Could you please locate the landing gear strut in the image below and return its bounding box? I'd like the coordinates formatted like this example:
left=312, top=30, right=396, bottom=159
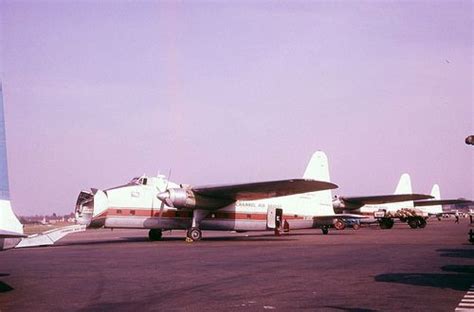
left=321, top=226, right=329, bottom=235
left=148, top=229, right=163, bottom=241
left=186, top=209, right=208, bottom=241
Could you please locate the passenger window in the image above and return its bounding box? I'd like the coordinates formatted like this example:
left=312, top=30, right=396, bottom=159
left=117, top=209, right=122, bottom=214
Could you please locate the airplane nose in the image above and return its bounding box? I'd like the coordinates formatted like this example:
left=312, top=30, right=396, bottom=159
left=75, top=191, right=94, bottom=226
left=75, top=189, right=109, bottom=227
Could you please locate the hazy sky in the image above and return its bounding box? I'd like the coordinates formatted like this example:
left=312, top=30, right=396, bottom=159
left=0, top=1, right=472, bottom=215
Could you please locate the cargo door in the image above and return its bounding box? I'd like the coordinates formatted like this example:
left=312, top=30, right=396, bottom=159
left=267, top=207, right=283, bottom=229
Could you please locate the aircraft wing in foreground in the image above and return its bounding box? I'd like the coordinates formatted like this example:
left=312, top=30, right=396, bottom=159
left=158, top=179, right=338, bottom=209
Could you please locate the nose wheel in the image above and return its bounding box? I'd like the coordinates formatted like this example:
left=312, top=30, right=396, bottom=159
left=187, top=227, right=202, bottom=241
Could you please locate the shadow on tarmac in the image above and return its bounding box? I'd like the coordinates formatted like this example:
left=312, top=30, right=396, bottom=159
left=375, top=250, right=474, bottom=291
left=0, top=274, right=13, bottom=293
left=374, top=272, right=473, bottom=291
left=54, top=229, right=356, bottom=248
left=55, top=235, right=301, bottom=247
left=437, top=248, right=474, bottom=259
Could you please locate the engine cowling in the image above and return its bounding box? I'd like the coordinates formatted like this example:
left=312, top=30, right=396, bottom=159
left=157, top=188, right=232, bottom=209
left=163, top=188, right=196, bottom=209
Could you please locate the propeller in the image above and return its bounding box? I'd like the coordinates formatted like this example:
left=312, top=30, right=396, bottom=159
left=157, top=169, right=173, bottom=218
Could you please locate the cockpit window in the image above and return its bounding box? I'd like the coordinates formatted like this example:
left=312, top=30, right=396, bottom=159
left=129, top=177, right=141, bottom=184
left=129, top=177, right=147, bottom=185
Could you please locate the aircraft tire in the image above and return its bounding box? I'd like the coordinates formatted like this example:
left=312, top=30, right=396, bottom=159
left=321, top=226, right=329, bottom=235
left=188, top=227, right=202, bottom=241
left=352, top=223, right=360, bottom=230
left=148, top=229, right=163, bottom=241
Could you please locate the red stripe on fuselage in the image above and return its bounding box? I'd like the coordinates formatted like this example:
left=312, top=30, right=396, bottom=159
left=93, top=207, right=308, bottom=221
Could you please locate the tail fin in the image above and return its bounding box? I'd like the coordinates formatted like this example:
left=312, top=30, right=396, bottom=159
left=422, top=184, right=443, bottom=215
left=386, top=173, right=414, bottom=211
left=0, top=83, right=24, bottom=250
left=394, top=173, right=412, bottom=195
left=431, top=184, right=441, bottom=200
left=301, top=151, right=334, bottom=216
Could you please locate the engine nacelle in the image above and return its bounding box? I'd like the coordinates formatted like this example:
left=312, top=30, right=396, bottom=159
left=166, top=188, right=197, bottom=209
left=158, top=188, right=233, bottom=210
left=332, top=196, right=362, bottom=212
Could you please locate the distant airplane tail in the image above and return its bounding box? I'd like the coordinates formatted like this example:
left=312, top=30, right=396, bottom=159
left=385, top=173, right=414, bottom=211
left=301, top=151, right=335, bottom=216
left=421, top=184, right=443, bottom=215
left=0, top=83, right=25, bottom=250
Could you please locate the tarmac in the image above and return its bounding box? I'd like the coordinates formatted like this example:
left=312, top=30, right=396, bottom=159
left=0, top=218, right=473, bottom=311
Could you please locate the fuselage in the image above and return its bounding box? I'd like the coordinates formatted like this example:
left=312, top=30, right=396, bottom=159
left=76, top=175, right=335, bottom=232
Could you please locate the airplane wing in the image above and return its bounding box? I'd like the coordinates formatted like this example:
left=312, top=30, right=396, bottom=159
left=414, top=199, right=473, bottom=206
left=0, top=229, right=27, bottom=238
left=193, top=179, right=338, bottom=201
left=340, top=194, right=433, bottom=206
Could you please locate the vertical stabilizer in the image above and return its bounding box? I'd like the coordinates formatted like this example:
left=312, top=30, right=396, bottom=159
left=301, top=151, right=334, bottom=216
left=386, top=173, right=414, bottom=211
left=421, top=184, right=443, bottom=215
left=431, top=184, right=441, bottom=200
left=394, top=173, right=412, bottom=195
left=0, top=83, right=24, bottom=250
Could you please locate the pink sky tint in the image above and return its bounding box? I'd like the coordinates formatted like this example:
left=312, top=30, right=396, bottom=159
left=0, top=1, right=472, bottom=215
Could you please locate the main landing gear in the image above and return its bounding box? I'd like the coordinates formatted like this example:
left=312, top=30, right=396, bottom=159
left=187, top=227, right=202, bottom=241
left=148, top=229, right=163, bottom=241
left=186, top=209, right=208, bottom=241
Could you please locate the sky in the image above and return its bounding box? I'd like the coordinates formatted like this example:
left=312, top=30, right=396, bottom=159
left=0, top=0, right=472, bottom=216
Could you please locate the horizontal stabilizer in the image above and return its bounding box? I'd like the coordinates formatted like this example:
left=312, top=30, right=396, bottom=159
left=15, top=224, right=86, bottom=248
left=414, top=199, right=473, bottom=207
left=341, top=194, right=433, bottom=206
left=193, top=179, right=338, bottom=201
left=0, top=229, right=27, bottom=238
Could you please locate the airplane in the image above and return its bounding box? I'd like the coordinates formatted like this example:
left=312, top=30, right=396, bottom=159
left=75, top=151, right=368, bottom=241
left=414, top=184, right=473, bottom=219
left=332, top=173, right=433, bottom=229
left=0, top=82, right=84, bottom=251
left=0, top=83, right=27, bottom=250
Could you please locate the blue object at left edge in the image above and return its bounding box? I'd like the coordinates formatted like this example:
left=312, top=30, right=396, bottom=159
left=0, top=83, right=10, bottom=200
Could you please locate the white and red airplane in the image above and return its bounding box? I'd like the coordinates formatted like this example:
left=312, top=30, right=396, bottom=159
left=75, top=151, right=364, bottom=241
